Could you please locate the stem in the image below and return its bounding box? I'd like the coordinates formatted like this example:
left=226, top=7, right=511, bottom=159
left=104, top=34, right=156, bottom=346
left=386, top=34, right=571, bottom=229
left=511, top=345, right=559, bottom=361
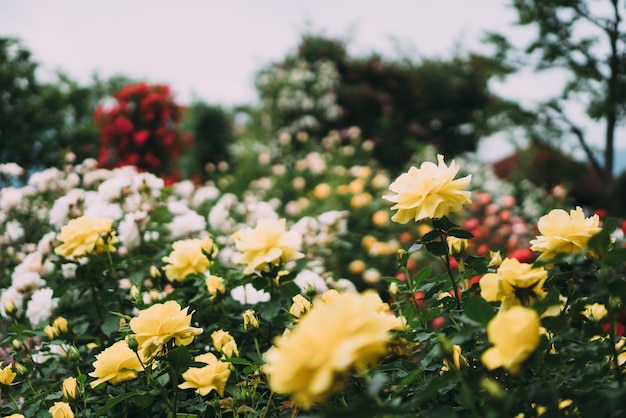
left=442, top=237, right=462, bottom=310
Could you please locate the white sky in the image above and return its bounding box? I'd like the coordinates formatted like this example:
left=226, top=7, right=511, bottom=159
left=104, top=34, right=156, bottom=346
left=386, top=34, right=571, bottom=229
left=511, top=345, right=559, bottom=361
left=0, top=0, right=624, bottom=167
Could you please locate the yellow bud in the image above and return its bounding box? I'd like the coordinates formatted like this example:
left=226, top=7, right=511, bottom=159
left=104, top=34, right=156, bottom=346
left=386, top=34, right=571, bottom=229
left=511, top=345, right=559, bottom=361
left=289, top=295, right=311, bottom=318
left=150, top=265, right=161, bottom=278
left=44, top=324, right=58, bottom=340
left=242, top=309, right=260, bottom=330
left=62, top=376, right=78, bottom=399
left=53, top=317, right=68, bottom=333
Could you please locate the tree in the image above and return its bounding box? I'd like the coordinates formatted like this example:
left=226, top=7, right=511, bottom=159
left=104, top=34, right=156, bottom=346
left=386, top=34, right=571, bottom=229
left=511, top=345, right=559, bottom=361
left=485, top=0, right=626, bottom=185
left=256, top=34, right=510, bottom=172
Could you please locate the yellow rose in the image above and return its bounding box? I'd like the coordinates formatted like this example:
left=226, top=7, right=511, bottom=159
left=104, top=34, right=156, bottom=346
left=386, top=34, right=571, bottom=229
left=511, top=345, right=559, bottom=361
left=178, top=352, right=231, bottom=396
left=211, top=330, right=239, bottom=358
left=383, top=154, right=471, bottom=223
left=162, top=237, right=218, bottom=282
left=529, top=206, right=601, bottom=261
left=442, top=344, right=468, bottom=372
left=482, top=306, right=541, bottom=374
left=48, top=402, right=74, bottom=418
left=582, top=303, right=608, bottom=321
left=54, top=216, right=118, bottom=259
left=130, top=301, right=203, bottom=360
left=0, top=365, right=16, bottom=385
left=242, top=309, right=259, bottom=330
left=53, top=317, right=68, bottom=333
left=4, top=414, right=25, bottom=418
left=480, top=258, right=548, bottom=308
left=62, top=377, right=78, bottom=400
left=264, top=291, right=404, bottom=409
left=205, top=275, right=225, bottom=297
left=89, top=340, right=143, bottom=387
left=446, top=236, right=468, bottom=257
left=44, top=324, right=59, bottom=340
left=234, top=218, right=304, bottom=275
left=289, top=295, right=311, bottom=318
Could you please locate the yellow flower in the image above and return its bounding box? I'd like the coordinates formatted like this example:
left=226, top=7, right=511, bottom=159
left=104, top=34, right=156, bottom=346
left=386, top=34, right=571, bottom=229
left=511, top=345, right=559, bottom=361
left=48, top=402, right=74, bottom=418
left=383, top=154, right=471, bottom=223
left=482, top=306, right=541, bottom=374
left=62, top=376, right=78, bottom=400
left=529, top=207, right=601, bottom=261
left=162, top=237, right=218, bottom=282
left=264, top=291, right=404, bottom=409
left=205, top=275, right=225, bottom=297
left=44, top=324, right=59, bottom=340
left=242, top=309, right=259, bottom=330
left=446, top=236, right=468, bottom=257
left=0, top=365, right=16, bottom=385
left=582, top=303, right=608, bottom=321
left=289, top=295, right=311, bottom=318
left=480, top=258, right=548, bottom=308
left=89, top=340, right=143, bottom=387
left=54, top=216, right=118, bottom=259
left=53, top=317, right=68, bottom=333
left=4, top=414, right=25, bottom=418
left=211, top=330, right=239, bottom=358
left=178, top=352, right=231, bottom=396
left=488, top=251, right=503, bottom=267
left=441, top=344, right=467, bottom=373
left=130, top=301, right=203, bottom=360
left=234, top=218, right=304, bottom=275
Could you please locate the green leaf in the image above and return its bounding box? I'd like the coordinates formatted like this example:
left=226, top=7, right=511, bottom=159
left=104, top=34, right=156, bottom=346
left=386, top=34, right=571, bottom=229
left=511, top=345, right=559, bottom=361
left=425, top=241, right=447, bottom=257
left=412, top=266, right=433, bottom=285
left=258, top=300, right=282, bottom=321
left=532, top=287, right=561, bottom=316
left=97, top=391, right=137, bottom=415
left=604, top=247, right=626, bottom=266
left=407, top=242, right=424, bottom=254
left=422, top=230, right=443, bottom=242
left=166, top=346, right=193, bottom=371
left=100, top=315, right=120, bottom=337
left=447, top=229, right=474, bottom=239
left=463, top=296, right=496, bottom=325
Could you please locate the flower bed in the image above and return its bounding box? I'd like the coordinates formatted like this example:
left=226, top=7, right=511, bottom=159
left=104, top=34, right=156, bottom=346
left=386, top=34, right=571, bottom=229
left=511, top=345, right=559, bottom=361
left=0, top=151, right=625, bottom=417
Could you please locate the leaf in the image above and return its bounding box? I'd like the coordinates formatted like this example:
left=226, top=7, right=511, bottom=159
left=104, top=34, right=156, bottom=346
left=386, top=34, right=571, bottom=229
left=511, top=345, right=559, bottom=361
left=413, top=266, right=433, bottom=285
left=100, top=315, right=120, bottom=337
left=604, top=247, right=626, bottom=266
left=166, top=346, right=193, bottom=371
left=97, top=392, right=137, bottom=415
left=425, top=241, right=447, bottom=257
left=447, top=229, right=474, bottom=239
left=258, top=300, right=282, bottom=322
left=463, top=296, right=496, bottom=325
left=407, top=242, right=423, bottom=254
left=422, top=230, right=443, bottom=242
left=532, top=287, right=561, bottom=316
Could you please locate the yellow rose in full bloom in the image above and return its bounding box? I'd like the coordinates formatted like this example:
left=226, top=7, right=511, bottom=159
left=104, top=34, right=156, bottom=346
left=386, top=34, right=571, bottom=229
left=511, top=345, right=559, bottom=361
left=54, top=216, right=118, bottom=259
left=48, top=401, right=74, bottom=418
left=480, top=258, right=548, bottom=308
left=264, top=291, right=405, bottom=409
left=89, top=340, right=143, bottom=388
left=482, top=306, right=541, bottom=374
left=0, top=365, right=16, bottom=385
left=178, top=352, right=231, bottom=396
left=211, top=329, right=239, bottom=358
left=383, top=154, right=471, bottom=223
left=62, top=376, right=78, bottom=399
left=234, top=218, right=304, bottom=275
left=162, top=237, right=218, bottom=282
left=130, top=300, right=203, bottom=360
left=529, top=206, right=601, bottom=262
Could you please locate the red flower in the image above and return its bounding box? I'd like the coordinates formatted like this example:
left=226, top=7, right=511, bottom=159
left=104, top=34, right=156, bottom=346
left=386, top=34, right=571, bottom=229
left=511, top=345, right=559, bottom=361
left=508, top=248, right=534, bottom=263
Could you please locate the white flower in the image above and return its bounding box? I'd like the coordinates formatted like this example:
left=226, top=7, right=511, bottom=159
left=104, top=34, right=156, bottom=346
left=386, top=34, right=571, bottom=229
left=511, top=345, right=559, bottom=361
left=28, top=168, right=63, bottom=191
left=1, top=287, right=24, bottom=317
left=12, top=270, right=46, bottom=293
left=168, top=211, right=207, bottom=239
left=173, top=180, right=196, bottom=199
left=37, top=232, right=58, bottom=255
left=0, top=187, right=23, bottom=212
left=49, top=189, right=85, bottom=228
left=61, top=264, right=77, bottom=279
left=294, top=270, right=328, bottom=294
left=230, top=284, right=271, bottom=305
left=248, top=202, right=279, bottom=223
left=83, top=201, right=123, bottom=221
left=118, top=212, right=148, bottom=250
left=191, top=186, right=220, bottom=208
left=131, top=172, right=164, bottom=197
left=26, top=287, right=58, bottom=325
left=0, top=162, right=24, bottom=177
left=5, top=220, right=24, bottom=242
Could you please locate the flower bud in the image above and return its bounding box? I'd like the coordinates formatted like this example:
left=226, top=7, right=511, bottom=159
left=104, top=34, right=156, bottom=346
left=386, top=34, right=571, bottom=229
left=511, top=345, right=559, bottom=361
left=62, top=376, right=78, bottom=399
left=242, top=309, right=260, bottom=331
left=66, top=346, right=81, bottom=361
left=126, top=335, right=139, bottom=351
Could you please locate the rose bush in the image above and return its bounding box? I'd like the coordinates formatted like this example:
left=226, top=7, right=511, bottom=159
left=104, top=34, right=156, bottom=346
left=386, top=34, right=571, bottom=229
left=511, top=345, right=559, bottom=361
left=0, top=141, right=624, bottom=417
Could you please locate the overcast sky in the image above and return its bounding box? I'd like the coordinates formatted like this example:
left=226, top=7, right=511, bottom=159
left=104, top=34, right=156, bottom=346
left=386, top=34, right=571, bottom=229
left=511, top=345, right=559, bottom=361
left=0, top=1, right=624, bottom=167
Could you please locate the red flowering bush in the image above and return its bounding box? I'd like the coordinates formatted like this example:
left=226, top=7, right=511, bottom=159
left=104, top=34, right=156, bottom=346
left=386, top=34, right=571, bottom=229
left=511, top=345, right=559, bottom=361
left=95, top=83, right=194, bottom=184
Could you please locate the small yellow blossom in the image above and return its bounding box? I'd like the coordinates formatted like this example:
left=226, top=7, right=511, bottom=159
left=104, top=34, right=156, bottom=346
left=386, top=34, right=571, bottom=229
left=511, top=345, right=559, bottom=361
left=530, top=206, right=601, bottom=262
left=129, top=301, right=203, bottom=360
left=289, top=295, right=311, bottom=318
left=53, top=317, right=68, bottom=333
left=162, top=237, right=218, bottom=282
left=211, top=330, right=239, bottom=358
left=55, top=216, right=118, bottom=259
left=0, top=365, right=16, bottom=385
left=234, top=218, right=304, bottom=275
left=48, top=402, right=74, bottom=418
left=383, top=154, right=471, bottom=223
left=178, top=352, right=231, bottom=396
left=242, top=309, right=259, bottom=330
left=62, top=376, right=78, bottom=400
left=482, top=306, right=541, bottom=374
left=582, top=303, right=608, bottom=321
left=89, top=341, right=143, bottom=388
left=205, top=275, right=225, bottom=297
left=488, top=251, right=503, bottom=267
left=480, top=258, right=548, bottom=308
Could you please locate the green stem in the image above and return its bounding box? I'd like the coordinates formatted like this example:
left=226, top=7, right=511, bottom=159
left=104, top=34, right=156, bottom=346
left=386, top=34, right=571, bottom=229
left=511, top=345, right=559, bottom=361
left=442, top=237, right=462, bottom=310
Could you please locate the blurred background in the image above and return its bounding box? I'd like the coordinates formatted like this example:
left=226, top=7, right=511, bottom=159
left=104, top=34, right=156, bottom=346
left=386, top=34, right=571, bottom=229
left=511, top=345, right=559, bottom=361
left=1, top=0, right=626, bottom=213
